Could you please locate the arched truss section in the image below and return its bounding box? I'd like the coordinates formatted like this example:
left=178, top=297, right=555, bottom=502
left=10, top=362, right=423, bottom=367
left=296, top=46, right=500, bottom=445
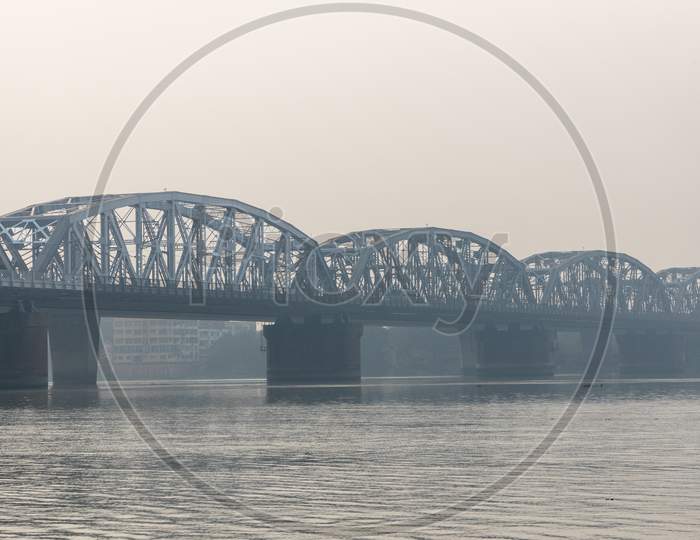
left=658, top=267, right=700, bottom=314
left=527, top=250, right=672, bottom=313
left=0, top=192, right=315, bottom=294
left=299, top=227, right=534, bottom=306
left=658, top=267, right=700, bottom=285
left=522, top=251, right=579, bottom=303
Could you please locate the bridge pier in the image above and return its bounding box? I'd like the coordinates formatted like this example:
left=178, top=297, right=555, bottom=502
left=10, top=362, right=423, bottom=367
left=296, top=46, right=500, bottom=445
left=616, top=330, right=686, bottom=378
left=462, top=324, right=555, bottom=379
left=685, top=335, right=700, bottom=376
left=458, top=329, right=478, bottom=377
left=0, top=303, right=49, bottom=389
left=48, top=310, right=100, bottom=388
left=264, top=316, right=363, bottom=385
left=578, top=328, right=620, bottom=376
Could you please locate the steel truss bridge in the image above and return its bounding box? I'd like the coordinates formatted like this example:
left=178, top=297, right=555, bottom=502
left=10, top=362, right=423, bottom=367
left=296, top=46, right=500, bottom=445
left=0, top=192, right=698, bottom=329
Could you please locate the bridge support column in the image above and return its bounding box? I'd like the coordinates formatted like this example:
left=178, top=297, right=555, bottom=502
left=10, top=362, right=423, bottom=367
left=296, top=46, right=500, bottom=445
left=48, top=311, right=100, bottom=388
left=616, top=331, right=686, bottom=377
left=471, top=324, right=555, bottom=379
left=459, top=329, right=478, bottom=377
left=578, top=328, right=619, bottom=376
left=0, top=304, right=48, bottom=389
left=685, top=335, right=700, bottom=376
left=264, top=316, right=363, bottom=385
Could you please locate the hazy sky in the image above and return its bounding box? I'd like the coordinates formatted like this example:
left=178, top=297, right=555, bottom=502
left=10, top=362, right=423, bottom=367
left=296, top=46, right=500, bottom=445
left=1, top=1, right=698, bottom=269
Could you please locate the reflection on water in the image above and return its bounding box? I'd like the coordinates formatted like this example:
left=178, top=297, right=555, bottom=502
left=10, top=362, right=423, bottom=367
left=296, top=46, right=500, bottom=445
left=0, top=388, right=102, bottom=411
left=1, top=378, right=700, bottom=538
left=266, top=385, right=362, bottom=404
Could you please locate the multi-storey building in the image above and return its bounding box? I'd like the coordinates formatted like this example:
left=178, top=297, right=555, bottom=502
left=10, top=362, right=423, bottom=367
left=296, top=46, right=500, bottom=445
left=101, top=318, right=235, bottom=379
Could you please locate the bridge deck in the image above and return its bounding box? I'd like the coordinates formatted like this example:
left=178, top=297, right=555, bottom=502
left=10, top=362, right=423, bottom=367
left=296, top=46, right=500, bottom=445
left=1, top=281, right=697, bottom=331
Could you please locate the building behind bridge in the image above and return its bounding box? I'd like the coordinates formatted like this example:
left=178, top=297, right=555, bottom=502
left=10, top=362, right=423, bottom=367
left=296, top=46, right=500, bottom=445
left=101, top=318, right=246, bottom=379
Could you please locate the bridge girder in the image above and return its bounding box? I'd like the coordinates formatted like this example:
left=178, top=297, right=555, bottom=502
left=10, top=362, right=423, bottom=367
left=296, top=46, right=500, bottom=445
left=297, top=227, right=534, bottom=307
left=658, top=267, right=700, bottom=314
left=0, top=192, right=315, bottom=295
left=524, top=250, right=672, bottom=314
left=1, top=193, right=698, bottom=319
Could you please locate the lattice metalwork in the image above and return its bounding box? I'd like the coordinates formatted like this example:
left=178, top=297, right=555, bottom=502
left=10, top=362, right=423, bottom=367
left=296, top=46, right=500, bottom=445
left=658, top=267, right=700, bottom=314
left=1, top=193, right=698, bottom=318
left=0, top=192, right=314, bottom=295
left=524, top=251, right=672, bottom=313
left=298, top=228, right=534, bottom=307
left=522, top=251, right=578, bottom=303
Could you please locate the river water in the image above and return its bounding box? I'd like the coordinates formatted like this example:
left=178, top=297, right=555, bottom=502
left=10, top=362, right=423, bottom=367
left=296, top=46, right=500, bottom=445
left=1, top=378, right=699, bottom=539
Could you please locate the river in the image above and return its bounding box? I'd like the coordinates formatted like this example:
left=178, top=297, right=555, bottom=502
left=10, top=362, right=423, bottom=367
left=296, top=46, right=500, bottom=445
left=1, top=378, right=699, bottom=538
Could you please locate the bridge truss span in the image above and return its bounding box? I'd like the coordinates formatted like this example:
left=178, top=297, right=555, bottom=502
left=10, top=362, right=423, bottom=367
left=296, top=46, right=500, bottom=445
left=0, top=192, right=698, bottom=322
left=0, top=192, right=315, bottom=296
left=524, top=250, right=672, bottom=314
left=658, top=267, right=700, bottom=315
left=297, top=227, right=535, bottom=308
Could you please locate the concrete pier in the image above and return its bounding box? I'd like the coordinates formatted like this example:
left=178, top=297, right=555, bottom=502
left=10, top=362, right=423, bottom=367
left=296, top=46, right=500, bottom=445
left=577, top=328, right=620, bottom=376
left=685, top=334, right=700, bottom=376
left=462, top=324, right=555, bottom=379
left=0, top=304, right=48, bottom=389
left=458, top=329, right=478, bottom=377
left=616, top=331, right=686, bottom=377
left=48, top=310, right=100, bottom=388
left=264, top=316, right=363, bottom=385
